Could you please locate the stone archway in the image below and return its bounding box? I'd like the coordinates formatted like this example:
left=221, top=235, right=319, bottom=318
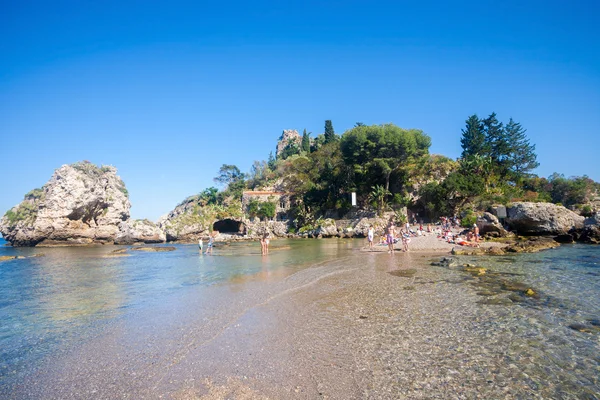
left=213, top=219, right=244, bottom=234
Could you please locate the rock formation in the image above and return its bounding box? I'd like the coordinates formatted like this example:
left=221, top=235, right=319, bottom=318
left=158, top=195, right=215, bottom=242
left=577, top=213, right=600, bottom=244
left=478, top=212, right=510, bottom=238
left=115, top=220, right=166, bottom=245
left=506, top=202, right=585, bottom=235
left=0, top=162, right=164, bottom=246
left=275, top=129, right=301, bottom=158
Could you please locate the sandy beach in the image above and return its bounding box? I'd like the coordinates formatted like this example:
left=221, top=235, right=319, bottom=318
left=361, top=231, right=505, bottom=253
left=4, top=239, right=598, bottom=399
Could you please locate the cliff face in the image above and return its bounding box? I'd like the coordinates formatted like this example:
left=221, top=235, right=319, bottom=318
left=275, top=129, right=301, bottom=158
left=158, top=195, right=212, bottom=242
left=1, top=162, right=134, bottom=246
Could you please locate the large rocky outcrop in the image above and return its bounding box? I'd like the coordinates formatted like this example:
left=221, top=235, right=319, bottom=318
left=158, top=195, right=212, bottom=242
left=0, top=162, right=169, bottom=247
left=0, top=162, right=135, bottom=246
left=506, top=202, right=585, bottom=235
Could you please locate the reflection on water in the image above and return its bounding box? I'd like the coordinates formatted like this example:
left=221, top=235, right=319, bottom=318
left=0, top=238, right=361, bottom=382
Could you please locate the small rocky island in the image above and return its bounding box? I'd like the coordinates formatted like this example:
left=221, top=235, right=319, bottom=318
left=0, top=162, right=164, bottom=246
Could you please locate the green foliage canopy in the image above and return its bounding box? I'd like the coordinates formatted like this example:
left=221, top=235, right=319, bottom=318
left=340, top=123, right=431, bottom=195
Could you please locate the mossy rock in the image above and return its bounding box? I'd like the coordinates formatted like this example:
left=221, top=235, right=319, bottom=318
left=464, top=266, right=487, bottom=276
left=487, top=247, right=505, bottom=255
left=500, top=281, right=531, bottom=292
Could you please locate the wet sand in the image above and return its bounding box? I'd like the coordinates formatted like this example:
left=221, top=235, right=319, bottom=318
left=6, top=245, right=597, bottom=399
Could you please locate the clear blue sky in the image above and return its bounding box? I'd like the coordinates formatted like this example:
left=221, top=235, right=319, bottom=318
left=1, top=0, right=599, bottom=220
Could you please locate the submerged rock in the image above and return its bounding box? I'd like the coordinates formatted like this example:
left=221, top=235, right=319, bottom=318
left=389, top=269, right=417, bottom=278
left=568, top=324, right=595, bottom=333
left=504, top=237, right=560, bottom=253
left=0, top=254, right=44, bottom=262
left=431, top=257, right=458, bottom=268
left=0, top=162, right=133, bottom=246
left=130, top=246, right=176, bottom=252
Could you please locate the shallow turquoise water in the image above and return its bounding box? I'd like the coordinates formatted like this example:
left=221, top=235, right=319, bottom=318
left=0, top=238, right=360, bottom=387
left=0, top=238, right=599, bottom=397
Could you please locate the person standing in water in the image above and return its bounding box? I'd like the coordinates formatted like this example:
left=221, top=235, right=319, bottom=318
left=205, top=231, right=218, bottom=255
left=367, top=225, right=375, bottom=251
left=198, top=238, right=203, bottom=253
left=261, top=232, right=270, bottom=255
left=387, top=223, right=396, bottom=254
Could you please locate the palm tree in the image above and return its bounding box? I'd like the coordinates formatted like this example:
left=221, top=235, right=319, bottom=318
left=369, top=185, right=391, bottom=216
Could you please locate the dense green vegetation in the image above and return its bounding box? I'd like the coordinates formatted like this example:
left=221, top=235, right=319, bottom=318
left=184, top=114, right=598, bottom=230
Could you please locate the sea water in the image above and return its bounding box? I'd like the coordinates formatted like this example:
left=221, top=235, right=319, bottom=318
left=0, top=238, right=359, bottom=390
left=0, top=238, right=599, bottom=396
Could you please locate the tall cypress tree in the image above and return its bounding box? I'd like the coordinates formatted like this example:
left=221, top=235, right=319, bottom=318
left=460, top=114, right=485, bottom=158
left=324, top=120, right=336, bottom=144
left=301, top=128, right=310, bottom=153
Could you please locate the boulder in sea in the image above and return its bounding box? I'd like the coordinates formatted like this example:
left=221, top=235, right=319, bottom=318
left=579, top=213, right=600, bottom=244
left=115, top=219, right=166, bottom=245
left=506, top=202, right=585, bottom=235
left=0, top=162, right=132, bottom=246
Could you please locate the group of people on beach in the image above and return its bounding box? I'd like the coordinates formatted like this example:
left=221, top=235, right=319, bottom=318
left=437, top=222, right=480, bottom=247
left=366, top=217, right=482, bottom=252
left=198, top=230, right=270, bottom=255
left=366, top=222, right=412, bottom=253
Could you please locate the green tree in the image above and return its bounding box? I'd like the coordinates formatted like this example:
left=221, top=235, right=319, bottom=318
left=199, top=187, right=219, bottom=205
left=503, top=118, right=539, bottom=180
left=547, top=174, right=597, bottom=207
left=279, top=141, right=301, bottom=160
left=340, top=123, right=431, bottom=194
left=267, top=151, right=277, bottom=171
left=214, top=164, right=244, bottom=187
left=482, top=112, right=505, bottom=162
left=257, top=201, right=277, bottom=220
left=301, top=129, right=311, bottom=153
left=246, top=199, right=260, bottom=218
left=460, top=114, right=485, bottom=158
left=247, top=160, right=274, bottom=189
left=324, top=120, right=336, bottom=144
